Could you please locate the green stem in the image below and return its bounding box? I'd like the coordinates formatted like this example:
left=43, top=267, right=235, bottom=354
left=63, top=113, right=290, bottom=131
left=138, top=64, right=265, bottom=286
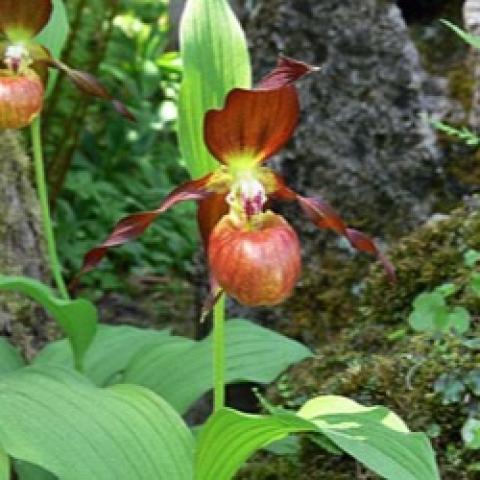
left=31, top=117, right=69, bottom=300
left=213, top=293, right=226, bottom=412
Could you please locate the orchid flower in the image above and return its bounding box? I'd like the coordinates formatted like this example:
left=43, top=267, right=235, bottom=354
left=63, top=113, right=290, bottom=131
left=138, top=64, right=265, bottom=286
left=78, top=57, right=394, bottom=307
left=0, top=0, right=133, bottom=129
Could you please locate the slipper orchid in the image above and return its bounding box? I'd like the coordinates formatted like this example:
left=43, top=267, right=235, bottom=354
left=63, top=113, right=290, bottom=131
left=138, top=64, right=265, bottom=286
left=78, top=56, right=395, bottom=307
left=0, top=0, right=133, bottom=129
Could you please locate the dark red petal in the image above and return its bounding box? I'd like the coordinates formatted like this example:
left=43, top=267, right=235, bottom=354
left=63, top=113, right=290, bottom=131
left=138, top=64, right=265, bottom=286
left=257, top=55, right=320, bottom=90
left=204, top=86, right=299, bottom=164
left=271, top=176, right=395, bottom=281
left=0, top=0, right=52, bottom=38
left=297, top=196, right=347, bottom=235
left=345, top=229, right=396, bottom=282
left=50, top=60, right=135, bottom=121
left=197, top=193, right=229, bottom=248
left=75, top=175, right=213, bottom=281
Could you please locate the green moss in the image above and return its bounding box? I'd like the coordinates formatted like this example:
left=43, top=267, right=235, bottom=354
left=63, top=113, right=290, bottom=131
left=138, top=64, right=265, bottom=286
left=240, top=203, right=480, bottom=479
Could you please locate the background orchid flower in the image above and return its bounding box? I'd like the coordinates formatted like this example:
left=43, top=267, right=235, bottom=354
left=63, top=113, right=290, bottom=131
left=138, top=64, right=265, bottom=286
left=78, top=56, right=394, bottom=306
left=0, top=0, right=133, bottom=129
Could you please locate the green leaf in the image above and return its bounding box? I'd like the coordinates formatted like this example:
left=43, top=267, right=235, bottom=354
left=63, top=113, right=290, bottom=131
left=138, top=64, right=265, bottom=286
left=0, top=447, right=9, bottom=480
left=433, top=282, right=458, bottom=298
left=195, top=396, right=439, bottom=480
left=35, top=0, right=70, bottom=96
left=0, top=275, right=97, bottom=371
left=462, top=418, right=480, bottom=449
left=441, top=19, right=480, bottom=49
left=0, top=338, right=24, bottom=376
left=34, top=324, right=173, bottom=386
left=446, top=306, right=471, bottom=334
left=469, top=272, right=480, bottom=296
left=123, top=319, right=312, bottom=414
left=465, top=369, right=480, bottom=396
left=299, top=396, right=439, bottom=480
left=0, top=366, right=194, bottom=480
left=434, top=372, right=465, bottom=404
left=178, top=0, right=251, bottom=178
left=464, top=249, right=480, bottom=268
left=409, top=292, right=448, bottom=333
left=14, top=460, right=56, bottom=480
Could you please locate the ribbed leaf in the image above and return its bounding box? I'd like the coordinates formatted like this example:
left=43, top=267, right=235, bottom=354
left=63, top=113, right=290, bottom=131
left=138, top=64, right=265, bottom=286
left=14, top=461, right=56, bottom=480
left=34, top=324, right=175, bottom=386
left=0, top=276, right=97, bottom=371
left=123, top=319, right=312, bottom=414
left=0, top=337, right=24, bottom=376
left=0, top=366, right=194, bottom=480
left=178, top=0, right=251, bottom=178
left=195, top=396, right=440, bottom=480
left=0, top=448, right=9, bottom=480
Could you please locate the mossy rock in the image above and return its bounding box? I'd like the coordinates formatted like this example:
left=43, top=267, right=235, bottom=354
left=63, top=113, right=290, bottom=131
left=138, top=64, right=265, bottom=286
left=239, top=202, right=480, bottom=479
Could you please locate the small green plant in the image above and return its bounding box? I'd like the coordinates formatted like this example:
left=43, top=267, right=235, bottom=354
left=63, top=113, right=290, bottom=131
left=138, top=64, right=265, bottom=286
left=408, top=248, right=480, bottom=336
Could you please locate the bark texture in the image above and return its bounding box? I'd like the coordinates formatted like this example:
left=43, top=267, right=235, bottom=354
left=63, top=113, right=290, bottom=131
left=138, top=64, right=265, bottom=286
left=0, top=130, right=54, bottom=358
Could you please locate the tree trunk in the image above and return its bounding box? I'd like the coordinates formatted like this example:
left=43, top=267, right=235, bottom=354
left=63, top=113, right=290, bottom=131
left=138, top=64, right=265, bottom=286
left=0, top=130, right=55, bottom=358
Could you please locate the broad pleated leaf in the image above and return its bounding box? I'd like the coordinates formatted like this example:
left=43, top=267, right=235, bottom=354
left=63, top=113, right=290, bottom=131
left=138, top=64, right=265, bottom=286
left=0, top=337, right=24, bottom=376
left=298, top=396, right=440, bottom=480
left=14, top=460, right=56, bottom=480
left=34, top=324, right=176, bottom=386
left=178, top=0, right=251, bottom=178
left=196, top=396, right=439, bottom=480
left=0, top=275, right=97, bottom=371
left=123, top=319, right=312, bottom=414
left=0, top=366, right=194, bottom=480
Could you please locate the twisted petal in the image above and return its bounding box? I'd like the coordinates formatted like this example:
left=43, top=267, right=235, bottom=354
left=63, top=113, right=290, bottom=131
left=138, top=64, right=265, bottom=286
left=49, top=59, right=135, bottom=121
left=75, top=175, right=214, bottom=282
left=273, top=178, right=396, bottom=282
left=0, top=0, right=52, bottom=40
left=257, top=55, right=319, bottom=90
left=204, top=57, right=317, bottom=165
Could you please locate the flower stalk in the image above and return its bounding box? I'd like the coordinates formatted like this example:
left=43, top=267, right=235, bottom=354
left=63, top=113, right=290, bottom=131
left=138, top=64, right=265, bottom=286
left=31, top=117, right=69, bottom=300
left=213, top=292, right=226, bottom=412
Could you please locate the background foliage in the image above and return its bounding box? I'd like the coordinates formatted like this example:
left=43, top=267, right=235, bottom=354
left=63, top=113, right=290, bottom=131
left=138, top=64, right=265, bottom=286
left=43, top=0, right=197, bottom=293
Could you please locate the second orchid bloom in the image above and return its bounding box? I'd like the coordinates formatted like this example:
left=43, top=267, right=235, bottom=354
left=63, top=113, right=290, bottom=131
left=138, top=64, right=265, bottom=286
left=0, top=0, right=132, bottom=129
left=80, top=57, right=395, bottom=307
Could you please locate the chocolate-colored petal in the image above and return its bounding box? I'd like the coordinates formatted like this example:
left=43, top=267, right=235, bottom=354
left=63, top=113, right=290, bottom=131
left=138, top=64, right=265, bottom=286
left=76, top=175, right=213, bottom=280
left=272, top=177, right=395, bottom=282
left=204, top=56, right=318, bottom=165
left=204, top=86, right=299, bottom=164
left=0, top=0, right=52, bottom=39
left=257, top=55, right=320, bottom=90
left=50, top=59, right=135, bottom=121
left=197, top=193, right=229, bottom=247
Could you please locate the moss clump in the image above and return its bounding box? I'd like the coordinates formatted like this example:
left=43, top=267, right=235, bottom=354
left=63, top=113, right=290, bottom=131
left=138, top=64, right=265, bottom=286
left=239, top=203, right=480, bottom=479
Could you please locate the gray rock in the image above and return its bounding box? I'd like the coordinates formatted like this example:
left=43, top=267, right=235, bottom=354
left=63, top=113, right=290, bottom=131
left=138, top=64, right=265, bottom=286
left=247, top=0, right=444, bottom=243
